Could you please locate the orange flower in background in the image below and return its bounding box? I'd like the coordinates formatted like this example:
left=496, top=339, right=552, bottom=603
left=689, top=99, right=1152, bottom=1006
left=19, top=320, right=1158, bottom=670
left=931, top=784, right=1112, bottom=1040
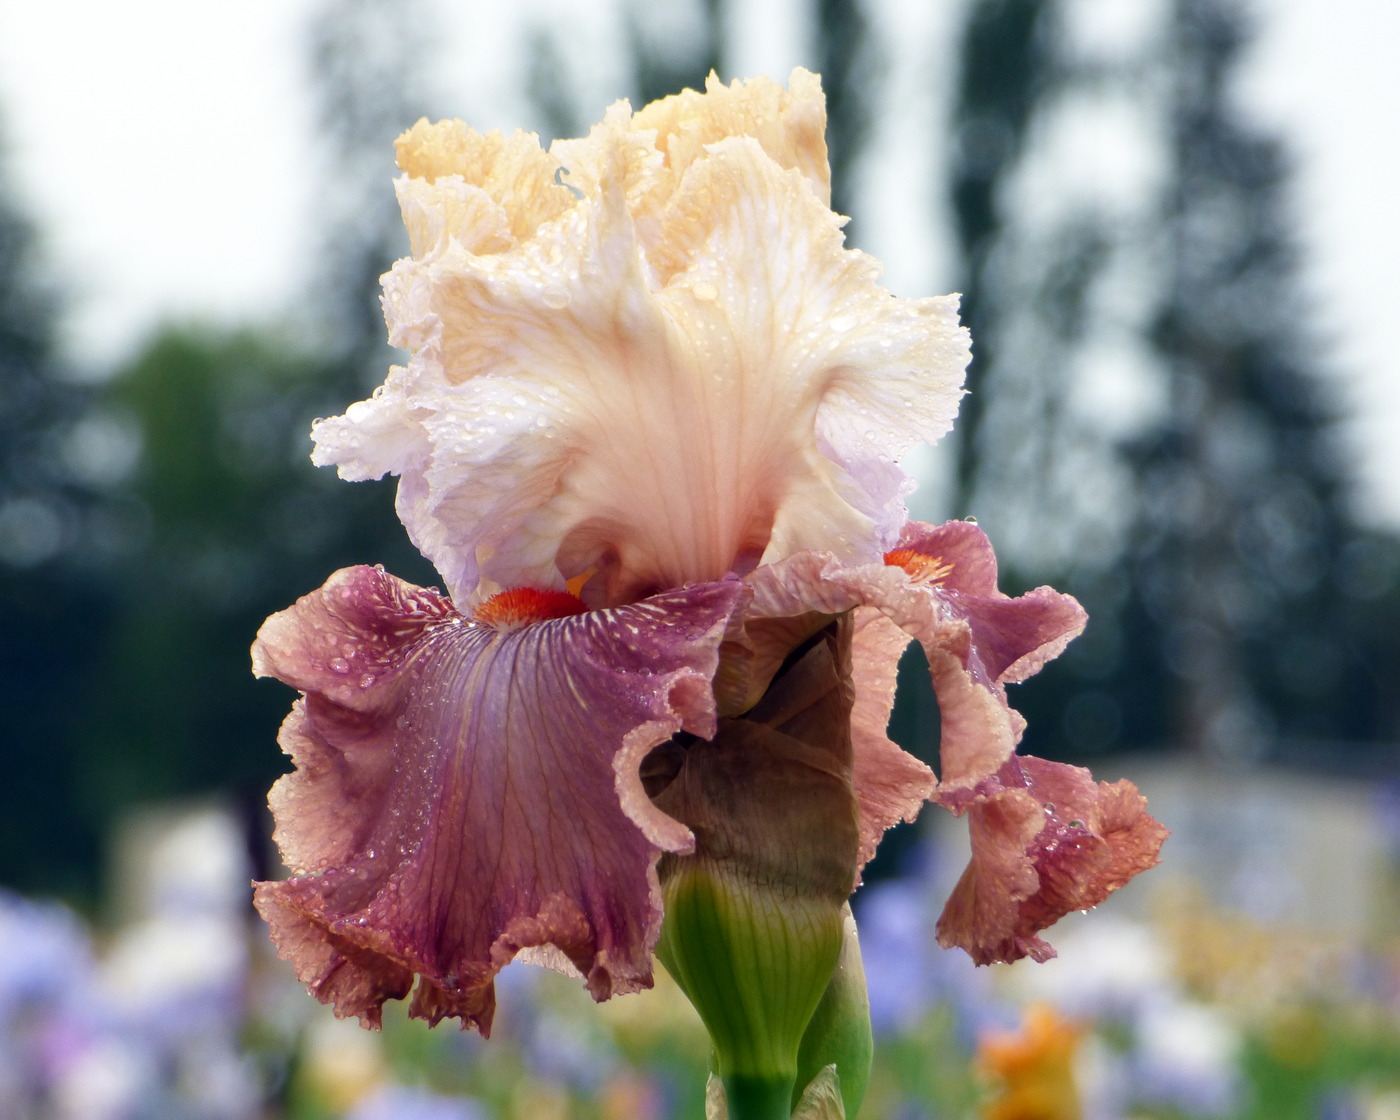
left=978, top=1004, right=1083, bottom=1120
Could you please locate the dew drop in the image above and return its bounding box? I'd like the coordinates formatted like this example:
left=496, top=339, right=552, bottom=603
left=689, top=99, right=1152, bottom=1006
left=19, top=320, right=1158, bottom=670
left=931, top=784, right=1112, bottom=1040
left=330, top=657, right=350, bottom=674
left=535, top=415, right=548, bottom=428
left=692, top=281, right=718, bottom=302
left=830, top=315, right=855, bottom=332
left=512, top=394, right=529, bottom=407
left=542, top=285, right=571, bottom=309
left=360, top=674, right=376, bottom=689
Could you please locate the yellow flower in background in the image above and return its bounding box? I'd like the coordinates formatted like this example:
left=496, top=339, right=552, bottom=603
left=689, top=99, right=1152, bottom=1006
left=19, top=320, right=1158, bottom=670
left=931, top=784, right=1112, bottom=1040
left=977, top=1004, right=1083, bottom=1120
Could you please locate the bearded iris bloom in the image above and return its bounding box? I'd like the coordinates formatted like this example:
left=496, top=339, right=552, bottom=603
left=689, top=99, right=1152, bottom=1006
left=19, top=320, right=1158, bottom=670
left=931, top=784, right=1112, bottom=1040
left=251, top=70, right=1165, bottom=1068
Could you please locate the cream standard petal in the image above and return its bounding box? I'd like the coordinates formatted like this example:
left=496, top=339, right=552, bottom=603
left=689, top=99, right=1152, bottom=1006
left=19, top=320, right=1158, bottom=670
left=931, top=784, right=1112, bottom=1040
left=631, top=68, right=831, bottom=210
left=314, top=73, right=969, bottom=606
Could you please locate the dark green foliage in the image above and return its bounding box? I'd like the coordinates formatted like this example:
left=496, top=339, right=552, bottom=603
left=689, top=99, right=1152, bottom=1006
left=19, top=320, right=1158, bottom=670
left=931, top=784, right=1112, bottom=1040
left=0, top=133, right=115, bottom=902
left=4, top=326, right=437, bottom=903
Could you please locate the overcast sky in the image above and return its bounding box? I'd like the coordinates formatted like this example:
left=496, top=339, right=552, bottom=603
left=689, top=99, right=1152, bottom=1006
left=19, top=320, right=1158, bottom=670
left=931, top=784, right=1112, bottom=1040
left=0, top=0, right=1396, bottom=527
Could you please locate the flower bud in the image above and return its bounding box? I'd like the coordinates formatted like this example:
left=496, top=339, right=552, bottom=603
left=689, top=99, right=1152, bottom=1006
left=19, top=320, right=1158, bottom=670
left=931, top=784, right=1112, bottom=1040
left=647, top=617, right=863, bottom=1119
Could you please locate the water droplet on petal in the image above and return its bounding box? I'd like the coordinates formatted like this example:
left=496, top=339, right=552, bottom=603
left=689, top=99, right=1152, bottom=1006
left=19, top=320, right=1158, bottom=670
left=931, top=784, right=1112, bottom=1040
left=692, top=281, right=718, bottom=302
left=512, top=394, right=529, bottom=407
left=330, top=657, right=350, bottom=674
left=830, top=315, right=855, bottom=332
left=542, top=285, right=571, bottom=309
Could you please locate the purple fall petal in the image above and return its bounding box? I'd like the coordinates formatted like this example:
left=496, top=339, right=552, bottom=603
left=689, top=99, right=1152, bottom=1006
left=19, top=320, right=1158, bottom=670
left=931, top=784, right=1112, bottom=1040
left=251, top=565, right=747, bottom=1033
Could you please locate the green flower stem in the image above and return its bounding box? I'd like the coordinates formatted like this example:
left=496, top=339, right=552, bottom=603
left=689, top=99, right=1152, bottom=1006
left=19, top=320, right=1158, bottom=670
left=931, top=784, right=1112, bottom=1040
left=722, top=1074, right=798, bottom=1120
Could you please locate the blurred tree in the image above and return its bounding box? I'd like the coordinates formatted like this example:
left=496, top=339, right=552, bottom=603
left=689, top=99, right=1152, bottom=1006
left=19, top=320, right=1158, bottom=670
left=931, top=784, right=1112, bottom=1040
left=526, top=25, right=584, bottom=144
left=0, top=0, right=444, bottom=902
left=1129, top=0, right=1394, bottom=759
left=949, top=0, right=1400, bottom=763
left=629, top=0, right=723, bottom=107
left=308, top=0, right=432, bottom=384
left=948, top=0, right=1052, bottom=517
left=816, top=0, right=878, bottom=240
left=70, top=330, right=434, bottom=895
left=0, top=128, right=124, bottom=901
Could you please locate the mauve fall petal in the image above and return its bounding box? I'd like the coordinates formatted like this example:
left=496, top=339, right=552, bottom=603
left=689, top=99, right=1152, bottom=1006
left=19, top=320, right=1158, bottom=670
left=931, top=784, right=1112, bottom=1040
left=743, top=520, right=1086, bottom=814
left=882, top=520, right=1088, bottom=802
left=251, top=565, right=747, bottom=1033
left=934, top=756, right=1168, bottom=965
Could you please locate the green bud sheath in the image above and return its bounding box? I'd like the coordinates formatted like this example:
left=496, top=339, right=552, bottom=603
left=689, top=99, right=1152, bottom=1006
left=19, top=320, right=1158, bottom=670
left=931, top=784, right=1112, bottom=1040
left=648, top=617, right=863, bottom=1120
left=794, top=905, right=872, bottom=1117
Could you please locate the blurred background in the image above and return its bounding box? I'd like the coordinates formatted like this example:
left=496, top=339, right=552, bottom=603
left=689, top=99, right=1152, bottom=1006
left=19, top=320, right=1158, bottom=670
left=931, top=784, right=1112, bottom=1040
left=2, top=0, right=1399, bottom=1116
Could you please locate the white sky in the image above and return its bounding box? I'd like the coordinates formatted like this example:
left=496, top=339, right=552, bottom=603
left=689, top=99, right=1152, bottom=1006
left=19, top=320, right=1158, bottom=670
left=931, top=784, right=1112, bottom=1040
left=0, top=0, right=1396, bottom=526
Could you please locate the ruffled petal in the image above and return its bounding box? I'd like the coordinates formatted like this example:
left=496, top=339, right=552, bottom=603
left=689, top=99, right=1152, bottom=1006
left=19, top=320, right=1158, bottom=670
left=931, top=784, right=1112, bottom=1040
left=629, top=68, right=832, bottom=212
left=251, top=565, right=747, bottom=1033
left=311, top=73, right=968, bottom=607
left=733, top=525, right=1159, bottom=961
left=934, top=757, right=1168, bottom=965
left=743, top=522, right=1085, bottom=807
left=392, top=120, right=576, bottom=244
left=882, top=520, right=1088, bottom=802
left=848, top=607, right=935, bottom=873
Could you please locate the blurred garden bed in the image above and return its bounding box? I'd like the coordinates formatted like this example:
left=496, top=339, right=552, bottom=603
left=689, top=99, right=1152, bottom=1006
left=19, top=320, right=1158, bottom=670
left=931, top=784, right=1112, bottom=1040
left=7, top=759, right=1400, bottom=1120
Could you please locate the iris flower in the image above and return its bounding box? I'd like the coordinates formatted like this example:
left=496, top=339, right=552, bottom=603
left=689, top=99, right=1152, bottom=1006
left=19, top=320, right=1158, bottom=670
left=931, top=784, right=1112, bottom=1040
left=252, top=71, right=1165, bottom=1037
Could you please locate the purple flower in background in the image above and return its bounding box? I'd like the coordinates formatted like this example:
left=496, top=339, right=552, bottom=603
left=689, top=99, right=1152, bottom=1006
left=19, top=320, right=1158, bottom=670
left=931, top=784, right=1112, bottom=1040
left=346, top=1084, right=486, bottom=1120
